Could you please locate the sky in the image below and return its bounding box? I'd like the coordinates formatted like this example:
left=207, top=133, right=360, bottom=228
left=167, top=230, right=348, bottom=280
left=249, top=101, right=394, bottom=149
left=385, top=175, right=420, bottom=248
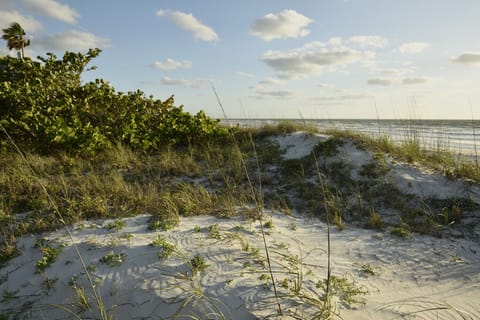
left=1, top=0, right=480, bottom=119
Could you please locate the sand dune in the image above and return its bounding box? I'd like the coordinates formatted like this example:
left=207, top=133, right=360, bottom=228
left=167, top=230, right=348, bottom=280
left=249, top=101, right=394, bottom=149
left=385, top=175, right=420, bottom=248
left=1, top=132, right=479, bottom=319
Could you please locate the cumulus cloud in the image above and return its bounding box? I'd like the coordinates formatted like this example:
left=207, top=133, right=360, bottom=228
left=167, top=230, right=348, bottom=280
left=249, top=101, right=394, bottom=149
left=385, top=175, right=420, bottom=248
left=151, top=58, right=192, bottom=71
left=0, top=10, right=43, bottom=32
left=367, top=78, right=393, bottom=86
left=161, top=76, right=208, bottom=88
left=33, top=30, right=110, bottom=51
left=250, top=9, right=312, bottom=41
left=402, top=77, right=428, bottom=85
left=156, top=10, right=218, bottom=42
left=398, top=42, right=429, bottom=54
left=22, top=0, right=79, bottom=24
left=260, top=42, right=375, bottom=79
left=347, top=35, right=388, bottom=48
left=450, top=52, right=480, bottom=65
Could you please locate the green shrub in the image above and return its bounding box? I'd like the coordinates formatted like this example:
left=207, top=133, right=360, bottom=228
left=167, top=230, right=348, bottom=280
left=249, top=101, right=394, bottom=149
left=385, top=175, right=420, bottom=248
left=0, top=50, right=226, bottom=154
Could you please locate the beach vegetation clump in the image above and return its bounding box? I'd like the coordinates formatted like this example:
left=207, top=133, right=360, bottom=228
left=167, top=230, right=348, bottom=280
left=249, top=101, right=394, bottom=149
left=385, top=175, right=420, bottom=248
left=188, top=254, right=209, bottom=277
left=367, top=207, right=384, bottom=229
left=0, top=234, right=18, bottom=268
left=314, top=137, right=345, bottom=159
left=357, top=263, right=377, bottom=276
left=253, top=120, right=309, bottom=138
left=100, top=251, right=126, bottom=267
left=359, top=160, right=389, bottom=179
left=104, top=220, right=126, bottom=232
left=391, top=223, right=412, bottom=238
left=34, top=239, right=64, bottom=273
left=208, top=224, right=222, bottom=239
left=147, top=216, right=178, bottom=232
left=316, top=275, right=367, bottom=307
left=150, top=236, right=177, bottom=259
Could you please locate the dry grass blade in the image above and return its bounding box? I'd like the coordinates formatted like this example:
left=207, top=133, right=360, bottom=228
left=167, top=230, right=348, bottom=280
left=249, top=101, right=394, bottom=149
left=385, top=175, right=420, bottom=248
left=379, top=299, right=476, bottom=320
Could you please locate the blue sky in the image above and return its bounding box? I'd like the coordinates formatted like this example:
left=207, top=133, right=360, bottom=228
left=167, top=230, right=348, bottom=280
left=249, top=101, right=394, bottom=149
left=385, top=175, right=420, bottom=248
left=1, top=0, right=480, bottom=119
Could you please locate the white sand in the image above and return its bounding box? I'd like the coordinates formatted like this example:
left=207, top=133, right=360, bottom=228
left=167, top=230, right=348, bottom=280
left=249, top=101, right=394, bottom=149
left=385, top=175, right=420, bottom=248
left=1, top=132, right=480, bottom=319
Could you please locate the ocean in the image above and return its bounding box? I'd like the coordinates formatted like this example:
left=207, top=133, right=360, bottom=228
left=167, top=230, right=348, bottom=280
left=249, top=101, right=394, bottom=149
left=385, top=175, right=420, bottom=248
left=222, top=119, right=480, bottom=158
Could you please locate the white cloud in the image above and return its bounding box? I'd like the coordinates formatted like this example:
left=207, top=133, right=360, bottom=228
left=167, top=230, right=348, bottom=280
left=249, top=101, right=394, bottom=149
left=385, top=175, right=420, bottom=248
left=450, top=52, right=480, bottom=65
left=235, top=71, right=255, bottom=78
left=260, top=42, right=375, bottom=79
left=23, top=0, right=79, bottom=24
left=252, top=88, right=295, bottom=99
left=367, top=78, right=393, bottom=86
left=373, top=67, right=414, bottom=76
left=402, top=77, right=428, bottom=85
left=0, top=10, right=43, bottom=32
left=151, top=58, right=192, bottom=71
left=347, top=35, right=388, bottom=48
left=328, top=37, right=343, bottom=46
left=258, top=77, right=284, bottom=86
left=161, top=76, right=208, bottom=88
left=398, top=42, right=429, bottom=54
left=34, top=30, right=110, bottom=51
left=313, top=93, right=372, bottom=102
left=250, top=9, right=312, bottom=41
left=156, top=10, right=218, bottom=42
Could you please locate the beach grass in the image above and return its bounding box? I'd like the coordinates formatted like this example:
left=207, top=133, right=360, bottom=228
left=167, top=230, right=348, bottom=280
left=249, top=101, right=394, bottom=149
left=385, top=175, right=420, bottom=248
left=1, top=121, right=479, bottom=319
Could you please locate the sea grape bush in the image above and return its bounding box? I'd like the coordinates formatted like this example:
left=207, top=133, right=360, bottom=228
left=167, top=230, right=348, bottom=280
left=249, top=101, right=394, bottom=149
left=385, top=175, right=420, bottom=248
left=0, top=48, right=226, bottom=154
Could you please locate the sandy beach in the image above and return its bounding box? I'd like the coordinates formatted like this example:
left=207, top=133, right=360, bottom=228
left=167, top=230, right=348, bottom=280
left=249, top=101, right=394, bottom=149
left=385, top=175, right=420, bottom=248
left=1, top=132, right=480, bottom=319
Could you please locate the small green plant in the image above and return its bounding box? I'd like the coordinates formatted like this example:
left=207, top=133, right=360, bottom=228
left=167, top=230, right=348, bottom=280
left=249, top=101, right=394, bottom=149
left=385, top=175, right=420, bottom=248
left=35, top=245, right=61, bottom=273
left=1, top=289, right=19, bottom=303
left=276, top=242, right=288, bottom=250
left=41, top=276, right=58, bottom=292
left=100, top=251, right=126, bottom=266
left=208, top=224, right=222, bottom=239
left=249, top=247, right=260, bottom=258
left=263, top=219, right=274, bottom=229
left=0, top=235, right=18, bottom=267
left=147, top=216, right=178, bottom=231
left=314, top=138, right=344, bottom=159
left=86, top=264, right=97, bottom=273
left=72, top=285, right=92, bottom=313
left=391, top=223, right=412, bottom=238
left=150, top=235, right=177, bottom=259
left=122, top=233, right=134, bottom=242
left=359, top=160, right=389, bottom=179
left=367, top=207, right=383, bottom=229
left=317, top=275, right=367, bottom=307
left=357, top=263, right=377, bottom=276
left=188, top=254, right=209, bottom=276
left=194, top=225, right=202, bottom=232
left=104, top=219, right=126, bottom=232
left=391, top=221, right=412, bottom=238
left=279, top=277, right=290, bottom=289
left=233, top=225, right=245, bottom=232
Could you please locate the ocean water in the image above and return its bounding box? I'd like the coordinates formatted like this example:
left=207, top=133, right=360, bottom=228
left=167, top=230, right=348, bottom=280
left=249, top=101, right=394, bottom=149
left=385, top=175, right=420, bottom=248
left=222, top=119, right=480, bottom=158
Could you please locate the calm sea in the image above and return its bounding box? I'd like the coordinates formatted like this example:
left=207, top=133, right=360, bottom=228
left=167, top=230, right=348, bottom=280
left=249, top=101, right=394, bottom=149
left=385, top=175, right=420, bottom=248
left=222, top=119, right=480, bottom=158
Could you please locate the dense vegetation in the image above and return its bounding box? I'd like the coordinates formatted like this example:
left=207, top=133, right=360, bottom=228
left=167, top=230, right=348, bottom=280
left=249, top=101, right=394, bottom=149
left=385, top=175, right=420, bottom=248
left=0, top=49, right=226, bottom=154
